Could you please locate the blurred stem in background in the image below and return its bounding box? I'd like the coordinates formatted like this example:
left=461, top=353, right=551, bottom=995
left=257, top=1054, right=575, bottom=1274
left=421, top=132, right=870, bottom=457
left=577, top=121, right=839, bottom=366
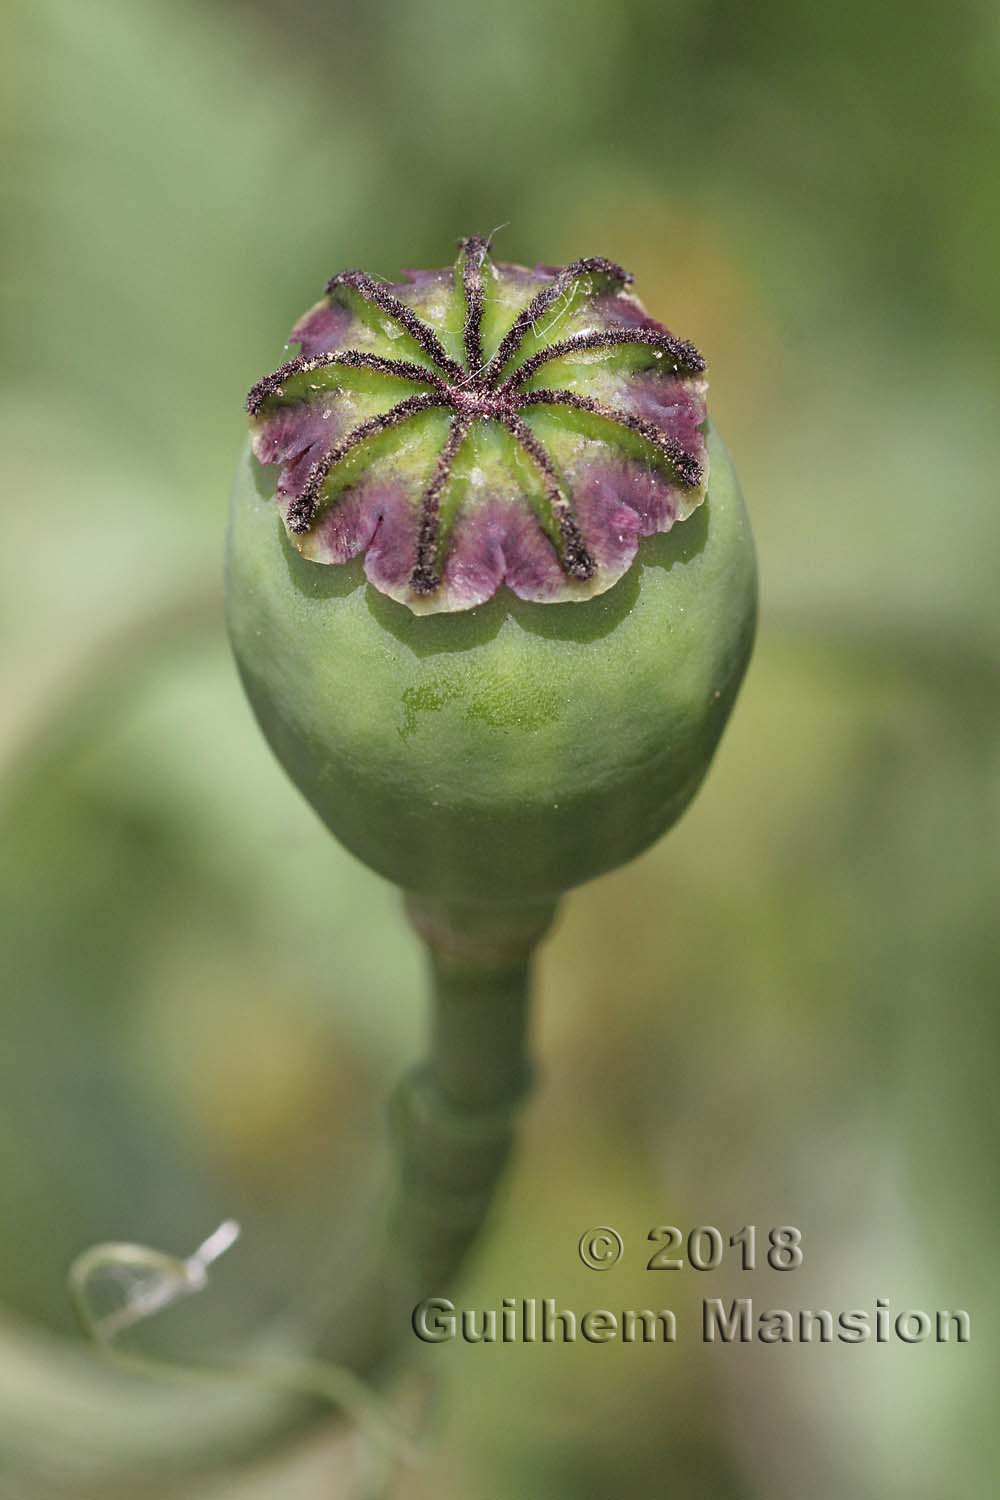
left=49, top=889, right=558, bottom=1490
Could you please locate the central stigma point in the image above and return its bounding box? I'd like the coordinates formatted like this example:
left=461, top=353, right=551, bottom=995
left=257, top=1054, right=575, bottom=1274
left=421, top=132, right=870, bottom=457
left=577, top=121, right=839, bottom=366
left=450, top=387, right=507, bottom=420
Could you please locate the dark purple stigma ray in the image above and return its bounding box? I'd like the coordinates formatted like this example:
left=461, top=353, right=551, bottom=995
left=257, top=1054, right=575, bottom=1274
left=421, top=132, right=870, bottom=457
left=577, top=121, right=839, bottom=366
left=287, top=391, right=445, bottom=534
left=519, top=389, right=703, bottom=489
left=479, top=257, right=633, bottom=386
left=502, top=412, right=596, bottom=581
left=326, top=270, right=465, bottom=382
left=246, top=349, right=446, bottom=417
left=459, top=236, right=488, bottom=377
left=410, top=414, right=473, bottom=595
left=499, top=327, right=706, bottom=392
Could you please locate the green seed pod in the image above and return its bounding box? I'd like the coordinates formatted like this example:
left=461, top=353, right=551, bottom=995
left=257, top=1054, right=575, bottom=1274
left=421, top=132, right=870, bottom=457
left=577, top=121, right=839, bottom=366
left=227, top=237, right=756, bottom=903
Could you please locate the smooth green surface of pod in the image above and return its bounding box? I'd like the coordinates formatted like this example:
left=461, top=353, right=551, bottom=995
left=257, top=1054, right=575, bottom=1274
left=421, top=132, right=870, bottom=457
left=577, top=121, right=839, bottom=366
left=226, top=422, right=756, bottom=902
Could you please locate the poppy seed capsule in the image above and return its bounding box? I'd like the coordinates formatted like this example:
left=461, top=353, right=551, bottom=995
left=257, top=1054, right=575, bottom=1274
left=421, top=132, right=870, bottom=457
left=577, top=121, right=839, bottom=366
left=227, top=238, right=756, bottom=901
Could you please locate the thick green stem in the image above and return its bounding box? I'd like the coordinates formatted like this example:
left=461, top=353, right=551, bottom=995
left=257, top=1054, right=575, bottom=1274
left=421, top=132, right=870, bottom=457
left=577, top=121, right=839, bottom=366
left=390, top=895, right=556, bottom=1283
left=323, top=895, right=557, bottom=1373
left=428, top=951, right=533, bottom=1111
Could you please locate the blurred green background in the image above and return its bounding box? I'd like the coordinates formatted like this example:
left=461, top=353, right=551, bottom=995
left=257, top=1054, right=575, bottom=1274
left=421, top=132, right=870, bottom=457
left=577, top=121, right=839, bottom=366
left=2, top=0, right=998, bottom=1495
